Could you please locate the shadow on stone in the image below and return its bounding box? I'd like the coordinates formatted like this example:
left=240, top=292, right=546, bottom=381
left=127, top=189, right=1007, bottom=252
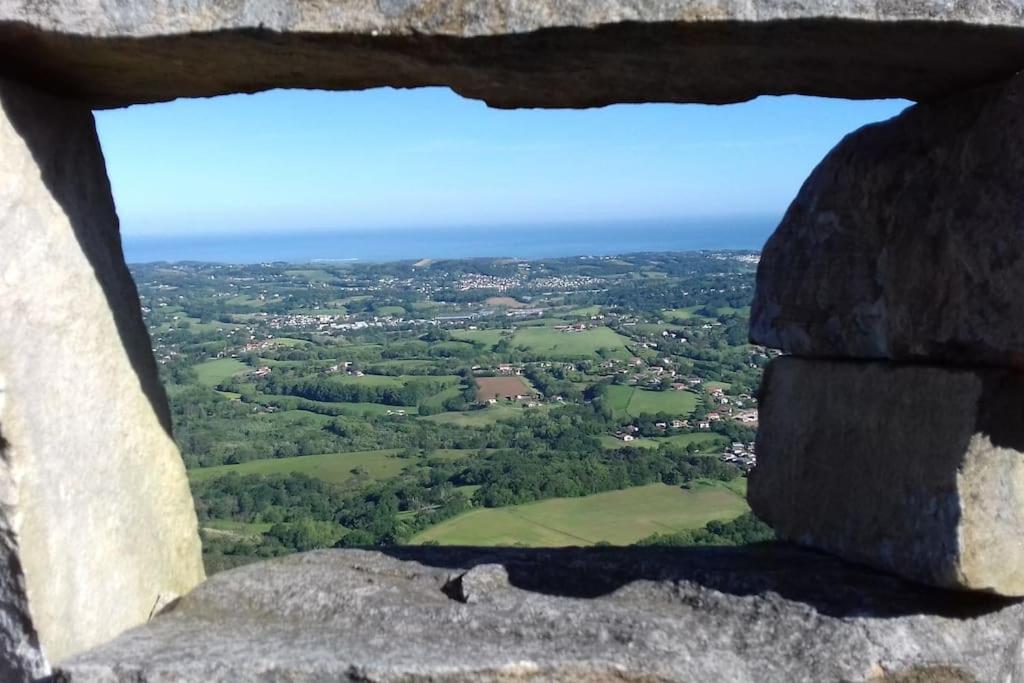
left=0, top=82, right=172, bottom=437
left=0, top=430, right=47, bottom=681
left=381, top=543, right=1019, bottom=619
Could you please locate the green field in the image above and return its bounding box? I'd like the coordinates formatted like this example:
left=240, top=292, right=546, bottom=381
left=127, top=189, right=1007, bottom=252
left=600, top=433, right=726, bottom=451
left=516, top=317, right=571, bottom=328
left=375, top=305, right=406, bottom=316
left=568, top=305, right=602, bottom=317
left=369, top=359, right=436, bottom=371
left=268, top=337, right=310, bottom=347
left=450, top=329, right=507, bottom=348
left=325, top=373, right=460, bottom=388
left=160, top=317, right=244, bottom=334
left=284, top=268, right=336, bottom=282
left=299, top=306, right=348, bottom=316
left=326, top=374, right=404, bottom=387
left=418, top=385, right=464, bottom=411
left=662, top=307, right=700, bottom=321
left=713, top=306, right=751, bottom=316
left=511, top=326, right=631, bottom=359
left=189, top=450, right=407, bottom=485
left=189, top=448, right=485, bottom=487
left=195, top=358, right=249, bottom=387
left=412, top=482, right=748, bottom=546
left=604, top=385, right=700, bottom=418
left=225, top=294, right=265, bottom=307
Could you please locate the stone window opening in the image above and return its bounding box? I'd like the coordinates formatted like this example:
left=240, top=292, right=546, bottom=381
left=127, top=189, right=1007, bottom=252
left=3, top=3, right=1024, bottom=681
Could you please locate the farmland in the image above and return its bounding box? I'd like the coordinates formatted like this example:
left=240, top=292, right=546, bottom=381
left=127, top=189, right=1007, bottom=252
left=412, top=482, right=749, bottom=546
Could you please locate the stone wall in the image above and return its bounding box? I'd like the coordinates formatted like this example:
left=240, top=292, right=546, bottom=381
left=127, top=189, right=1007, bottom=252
left=1, top=0, right=1024, bottom=679
left=55, top=548, right=1024, bottom=682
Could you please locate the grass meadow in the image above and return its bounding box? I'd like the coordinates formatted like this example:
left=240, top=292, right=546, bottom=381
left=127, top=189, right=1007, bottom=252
left=604, top=385, right=700, bottom=419
left=194, top=358, right=249, bottom=387
left=511, top=326, right=631, bottom=359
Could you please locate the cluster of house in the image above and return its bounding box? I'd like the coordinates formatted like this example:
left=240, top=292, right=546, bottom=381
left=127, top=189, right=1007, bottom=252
left=324, top=361, right=367, bottom=378
left=506, top=308, right=546, bottom=319
left=613, top=419, right=690, bottom=441
left=720, top=442, right=757, bottom=471
left=553, top=323, right=592, bottom=333
left=454, top=274, right=525, bottom=292
left=525, top=275, right=603, bottom=291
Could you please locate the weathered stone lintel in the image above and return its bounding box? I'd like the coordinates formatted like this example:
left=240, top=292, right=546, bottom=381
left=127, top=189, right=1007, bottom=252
left=749, top=357, right=1024, bottom=595
left=2, top=15, right=1024, bottom=108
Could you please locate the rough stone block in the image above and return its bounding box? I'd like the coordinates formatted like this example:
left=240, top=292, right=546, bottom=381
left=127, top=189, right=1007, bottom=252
left=0, top=77, right=204, bottom=673
left=58, top=548, right=1024, bottom=682
left=750, top=73, right=1024, bottom=366
left=749, top=357, right=1024, bottom=595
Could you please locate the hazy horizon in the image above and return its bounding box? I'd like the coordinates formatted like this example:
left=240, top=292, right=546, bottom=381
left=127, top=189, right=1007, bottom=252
left=121, top=215, right=776, bottom=264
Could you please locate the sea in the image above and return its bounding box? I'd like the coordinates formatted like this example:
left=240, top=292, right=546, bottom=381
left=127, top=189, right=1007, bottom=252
left=122, top=216, right=777, bottom=265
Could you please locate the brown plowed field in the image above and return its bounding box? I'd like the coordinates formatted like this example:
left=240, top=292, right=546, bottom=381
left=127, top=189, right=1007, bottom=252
left=475, top=376, right=535, bottom=401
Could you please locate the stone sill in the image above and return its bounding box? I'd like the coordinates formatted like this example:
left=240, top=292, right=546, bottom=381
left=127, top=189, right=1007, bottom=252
left=57, top=546, right=1023, bottom=682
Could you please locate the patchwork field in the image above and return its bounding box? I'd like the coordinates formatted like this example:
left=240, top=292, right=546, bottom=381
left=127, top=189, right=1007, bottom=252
left=604, top=385, right=700, bottom=419
left=412, top=482, right=749, bottom=546
left=511, top=326, right=631, bottom=359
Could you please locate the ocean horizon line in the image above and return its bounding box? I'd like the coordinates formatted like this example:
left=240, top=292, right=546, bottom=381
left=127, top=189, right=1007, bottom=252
left=122, top=217, right=778, bottom=265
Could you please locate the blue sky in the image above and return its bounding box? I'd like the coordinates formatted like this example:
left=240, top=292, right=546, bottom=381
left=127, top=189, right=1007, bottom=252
left=94, top=88, right=908, bottom=236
